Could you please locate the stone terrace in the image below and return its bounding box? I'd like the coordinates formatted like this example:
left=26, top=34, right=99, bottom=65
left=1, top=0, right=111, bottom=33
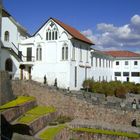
left=12, top=80, right=140, bottom=126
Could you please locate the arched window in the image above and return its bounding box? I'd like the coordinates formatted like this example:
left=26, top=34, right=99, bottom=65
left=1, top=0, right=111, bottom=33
left=36, top=48, right=39, bottom=60
left=46, top=22, right=58, bottom=41
left=5, top=58, right=12, bottom=72
left=4, top=31, right=9, bottom=42
left=66, top=47, right=68, bottom=60
left=72, top=43, right=75, bottom=60
left=49, top=31, right=51, bottom=40
left=52, top=31, right=55, bottom=40
left=55, top=31, right=58, bottom=40
left=62, top=43, right=68, bottom=60
left=36, top=45, right=42, bottom=61
left=62, top=47, right=65, bottom=60
left=40, top=48, right=42, bottom=60
left=46, top=32, right=48, bottom=40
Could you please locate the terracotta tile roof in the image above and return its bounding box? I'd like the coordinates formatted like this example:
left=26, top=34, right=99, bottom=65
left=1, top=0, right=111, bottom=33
left=51, top=18, right=94, bottom=45
left=102, top=51, right=140, bottom=57
left=33, top=17, right=94, bottom=45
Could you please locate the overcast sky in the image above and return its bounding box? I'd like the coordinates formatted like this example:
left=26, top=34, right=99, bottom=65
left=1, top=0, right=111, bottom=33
left=3, top=0, right=140, bottom=53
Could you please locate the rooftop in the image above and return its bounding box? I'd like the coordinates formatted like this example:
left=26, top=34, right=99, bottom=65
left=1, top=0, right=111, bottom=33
left=102, top=51, right=140, bottom=57
left=33, top=17, right=94, bottom=45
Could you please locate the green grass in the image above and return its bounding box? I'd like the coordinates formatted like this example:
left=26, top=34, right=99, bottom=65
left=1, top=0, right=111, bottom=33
left=17, top=106, right=56, bottom=124
left=39, top=124, right=66, bottom=140
left=0, top=96, right=35, bottom=111
left=26, top=106, right=56, bottom=115
left=71, top=127, right=140, bottom=138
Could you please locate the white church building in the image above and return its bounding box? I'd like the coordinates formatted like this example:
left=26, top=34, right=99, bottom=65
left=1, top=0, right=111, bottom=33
left=1, top=8, right=140, bottom=90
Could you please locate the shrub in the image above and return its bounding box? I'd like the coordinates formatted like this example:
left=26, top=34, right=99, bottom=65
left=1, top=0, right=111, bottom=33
left=115, top=85, right=127, bottom=98
left=133, top=84, right=140, bottom=94
left=102, top=82, right=114, bottom=96
left=82, top=79, right=139, bottom=97
left=91, top=82, right=103, bottom=93
left=82, top=79, right=94, bottom=92
left=123, top=82, right=135, bottom=93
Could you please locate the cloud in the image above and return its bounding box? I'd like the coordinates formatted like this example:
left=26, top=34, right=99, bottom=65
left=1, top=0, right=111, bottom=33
left=82, top=14, right=140, bottom=51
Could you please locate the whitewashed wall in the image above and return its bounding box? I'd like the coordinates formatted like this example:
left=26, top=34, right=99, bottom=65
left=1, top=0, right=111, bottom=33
left=113, top=59, right=140, bottom=83
left=91, top=51, right=113, bottom=82
left=1, top=16, right=29, bottom=78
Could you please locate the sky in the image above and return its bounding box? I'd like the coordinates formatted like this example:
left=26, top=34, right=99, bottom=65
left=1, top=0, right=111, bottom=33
left=3, top=0, right=140, bottom=53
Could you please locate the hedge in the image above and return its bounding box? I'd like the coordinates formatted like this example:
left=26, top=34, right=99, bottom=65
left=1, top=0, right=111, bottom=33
left=82, top=79, right=140, bottom=98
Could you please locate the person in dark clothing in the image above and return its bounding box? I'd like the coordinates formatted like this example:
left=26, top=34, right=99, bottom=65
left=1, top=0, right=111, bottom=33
left=44, top=75, right=47, bottom=84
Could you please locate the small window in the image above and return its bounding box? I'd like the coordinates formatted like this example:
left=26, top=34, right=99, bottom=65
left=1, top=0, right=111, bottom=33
left=62, top=43, right=68, bottom=60
left=49, top=31, right=51, bottom=40
left=115, top=72, right=121, bottom=76
left=36, top=48, right=39, bottom=60
left=131, top=72, right=140, bottom=77
left=123, top=72, right=129, bottom=76
left=55, top=31, right=58, bottom=40
left=80, top=45, right=82, bottom=61
left=66, top=47, right=68, bottom=60
left=106, top=60, right=108, bottom=67
left=116, top=61, right=119, bottom=65
left=96, top=58, right=98, bottom=67
left=103, top=59, right=104, bottom=68
left=86, top=48, right=88, bottom=62
left=72, top=45, right=75, bottom=60
left=62, top=47, right=65, bottom=60
left=134, top=61, right=138, bottom=65
left=46, top=32, right=48, bottom=40
left=4, top=31, right=9, bottom=41
left=52, top=31, right=55, bottom=40
left=125, top=61, right=128, bottom=65
left=91, top=57, right=93, bottom=66
left=99, top=58, right=101, bottom=67
left=36, top=45, right=42, bottom=61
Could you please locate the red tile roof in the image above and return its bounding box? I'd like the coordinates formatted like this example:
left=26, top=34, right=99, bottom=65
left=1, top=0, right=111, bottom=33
left=52, top=18, right=94, bottom=45
left=33, top=17, right=94, bottom=45
left=103, top=51, right=140, bottom=57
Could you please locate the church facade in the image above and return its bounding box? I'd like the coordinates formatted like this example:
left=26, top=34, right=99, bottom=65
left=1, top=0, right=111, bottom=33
left=1, top=9, right=140, bottom=90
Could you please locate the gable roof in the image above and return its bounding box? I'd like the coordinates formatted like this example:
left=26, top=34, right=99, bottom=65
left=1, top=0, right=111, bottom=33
left=33, top=17, right=94, bottom=45
left=102, top=51, right=140, bottom=57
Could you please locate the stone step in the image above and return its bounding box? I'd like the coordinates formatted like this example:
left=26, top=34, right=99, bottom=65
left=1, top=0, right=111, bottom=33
left=13, top=106, right=57, bottom=135
left=35, top=124, right=66, bottom=140
left=1, top=96, right=37, bottom=122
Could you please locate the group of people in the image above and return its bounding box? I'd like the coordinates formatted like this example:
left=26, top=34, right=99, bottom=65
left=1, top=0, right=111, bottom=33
left=43, top=75, right=57, bottom=87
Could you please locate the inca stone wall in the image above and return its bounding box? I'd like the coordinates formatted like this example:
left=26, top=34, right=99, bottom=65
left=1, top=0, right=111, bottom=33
left=0, top=71, right=15, bottom=105
left=12, top=80, right=140, bottom=126
left=55, top=128, right=139, bottom=140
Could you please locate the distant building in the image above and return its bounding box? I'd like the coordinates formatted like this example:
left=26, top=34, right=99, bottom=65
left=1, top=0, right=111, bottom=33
left=1, top=8, right=140, bottom=90
left=103, top=51, right=140, bottom=83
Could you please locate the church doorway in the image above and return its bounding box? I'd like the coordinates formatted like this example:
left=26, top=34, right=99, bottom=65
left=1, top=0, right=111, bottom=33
left=5, top=58, right=12, bottom=72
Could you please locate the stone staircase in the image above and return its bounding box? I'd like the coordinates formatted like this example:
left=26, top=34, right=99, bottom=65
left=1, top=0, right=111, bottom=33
left=1, top=96, right=58, bottom=139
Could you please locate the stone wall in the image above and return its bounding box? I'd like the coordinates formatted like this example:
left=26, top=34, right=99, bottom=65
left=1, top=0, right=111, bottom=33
left=0, top=71, right=15, bottom=105
left=55, top=128, right=139, bottom=140
left=2, top=100, right=37, bottom=122
left=12, top=80, right=140, bottom=126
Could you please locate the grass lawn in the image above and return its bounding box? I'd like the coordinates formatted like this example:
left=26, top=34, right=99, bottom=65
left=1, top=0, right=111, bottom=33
left=0, top=96, right=35, bottom=111
left=39, top=124, right=66, bottom=140
left=71, top=127, right=140, bottom=138
left=17, top=106, right=56, bottom=124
